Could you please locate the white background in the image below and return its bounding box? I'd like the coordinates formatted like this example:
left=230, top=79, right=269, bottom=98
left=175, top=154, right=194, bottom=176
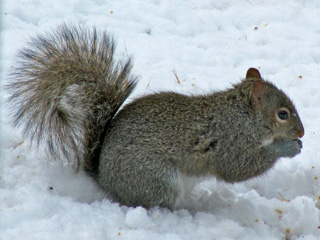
left=1, top=0, right=320, bottom=239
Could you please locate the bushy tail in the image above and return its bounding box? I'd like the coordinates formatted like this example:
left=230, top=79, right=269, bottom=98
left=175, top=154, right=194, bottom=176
left=6, top=24, right=138, bottom=174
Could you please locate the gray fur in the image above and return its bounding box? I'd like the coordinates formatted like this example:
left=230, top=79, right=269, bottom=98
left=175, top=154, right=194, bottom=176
left=6, top=25, right=304, bottom=210
left=6, top=24, right=138, bottom=172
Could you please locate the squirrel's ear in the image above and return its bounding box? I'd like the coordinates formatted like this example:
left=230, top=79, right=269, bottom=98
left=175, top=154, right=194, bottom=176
left=250, top=79, right=265, bottom=112
left=246, top=68, right=262, bottom=79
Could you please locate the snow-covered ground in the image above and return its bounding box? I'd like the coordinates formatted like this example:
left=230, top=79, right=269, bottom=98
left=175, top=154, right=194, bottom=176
left=1, top=0, right=320, bottom=239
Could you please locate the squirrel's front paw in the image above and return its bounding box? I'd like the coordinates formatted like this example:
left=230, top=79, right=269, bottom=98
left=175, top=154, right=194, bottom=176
left=288, top=139, right=303, bottom=157
left=268, top=139, right=303, bottom=158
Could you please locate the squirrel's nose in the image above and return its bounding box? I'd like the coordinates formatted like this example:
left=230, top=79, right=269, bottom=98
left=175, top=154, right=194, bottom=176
left=298, top=131, right=304, bottom=138
left=297, top=127, right=304, bottom=138
left=296, top=119, right=304, bottom=138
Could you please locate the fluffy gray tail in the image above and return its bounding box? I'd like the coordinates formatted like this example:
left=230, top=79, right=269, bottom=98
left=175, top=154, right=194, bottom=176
left=6, top=24, right=138, bottom=174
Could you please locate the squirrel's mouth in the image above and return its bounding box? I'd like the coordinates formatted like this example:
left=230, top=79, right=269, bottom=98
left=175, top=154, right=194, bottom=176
left=261, top=137, right=303, bottom=150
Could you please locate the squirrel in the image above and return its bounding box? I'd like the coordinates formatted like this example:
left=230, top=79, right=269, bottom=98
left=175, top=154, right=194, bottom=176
left=6, top=24, right=304, bottom=210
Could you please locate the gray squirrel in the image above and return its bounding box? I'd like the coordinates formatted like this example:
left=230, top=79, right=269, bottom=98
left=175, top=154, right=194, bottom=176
left=7, top=24, right=304, bottom=209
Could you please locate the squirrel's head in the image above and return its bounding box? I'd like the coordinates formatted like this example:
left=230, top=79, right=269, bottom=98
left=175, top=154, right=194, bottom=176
left=246, top=68, right=304, bottom=142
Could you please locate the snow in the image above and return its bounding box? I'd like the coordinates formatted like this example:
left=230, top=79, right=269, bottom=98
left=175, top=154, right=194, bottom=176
left=1, top=0, right=320, bottom=239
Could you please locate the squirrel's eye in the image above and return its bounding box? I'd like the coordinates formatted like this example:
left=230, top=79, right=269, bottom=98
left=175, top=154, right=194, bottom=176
left=276, top=107, right=291, bottom=123
left=278, top=110, right=288, bottom=120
